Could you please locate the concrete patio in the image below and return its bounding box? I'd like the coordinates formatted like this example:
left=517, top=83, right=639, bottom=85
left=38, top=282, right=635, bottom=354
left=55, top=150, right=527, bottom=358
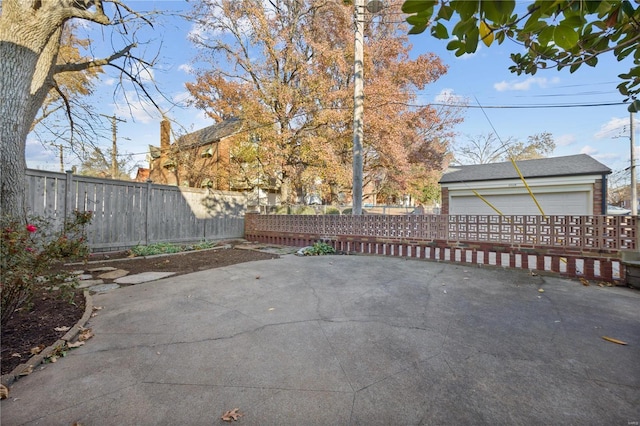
left=2, top=254, right=639, bottom=425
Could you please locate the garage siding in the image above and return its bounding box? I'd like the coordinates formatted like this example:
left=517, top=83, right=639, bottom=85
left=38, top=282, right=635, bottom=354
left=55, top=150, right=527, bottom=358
left=450, top=192, right=590, bottom=216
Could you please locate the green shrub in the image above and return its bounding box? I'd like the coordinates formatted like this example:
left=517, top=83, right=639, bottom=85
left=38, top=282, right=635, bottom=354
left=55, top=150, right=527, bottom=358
left=293, top=206, right=316, bottom=215
left=1, top=211, right=92, bottom=327
left=325, top=207, right=340, bottom=215
left=302, top=241, right=336, bottom=256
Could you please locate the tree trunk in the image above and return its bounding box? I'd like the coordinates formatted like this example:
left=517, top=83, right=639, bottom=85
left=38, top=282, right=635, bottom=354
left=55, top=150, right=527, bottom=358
left=0, top=16, right=61, bottom=218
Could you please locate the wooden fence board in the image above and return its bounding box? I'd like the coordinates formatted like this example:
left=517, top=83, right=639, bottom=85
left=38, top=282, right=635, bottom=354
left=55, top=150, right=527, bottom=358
left=25, top=170, right=246, bottom=251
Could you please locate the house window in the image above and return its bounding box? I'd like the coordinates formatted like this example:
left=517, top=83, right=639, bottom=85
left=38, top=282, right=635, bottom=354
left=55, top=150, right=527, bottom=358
left=201, top=146, right=214, bottom=158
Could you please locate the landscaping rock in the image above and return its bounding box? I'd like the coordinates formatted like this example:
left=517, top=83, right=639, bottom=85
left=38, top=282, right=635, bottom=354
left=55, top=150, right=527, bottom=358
left=76, top=279, right=105, bottom=289
left=88, top=283, right=120, bottom=293
left=114, top=272, right=176, bottom=284
left=98, top=269, right=129, bottom=280
left=87, top=267, right=118, bottom=273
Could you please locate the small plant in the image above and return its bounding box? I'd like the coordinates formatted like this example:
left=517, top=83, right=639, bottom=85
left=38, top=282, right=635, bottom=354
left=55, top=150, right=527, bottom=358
left=129, top=242, right=182, bottom=256
left=128, top=241, right=217, bottom=257
left=1, top=212, right=92, bottom=327
left=302, top=241, right=336, bottom=256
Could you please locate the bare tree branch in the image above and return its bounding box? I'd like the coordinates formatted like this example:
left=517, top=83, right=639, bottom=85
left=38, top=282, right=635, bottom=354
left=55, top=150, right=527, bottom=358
left=54, top=43, right=136, bottom=73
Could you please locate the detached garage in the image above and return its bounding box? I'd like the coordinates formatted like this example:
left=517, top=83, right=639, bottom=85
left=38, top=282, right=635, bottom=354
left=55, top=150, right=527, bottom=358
left=439, top=154, right=611, bottom=215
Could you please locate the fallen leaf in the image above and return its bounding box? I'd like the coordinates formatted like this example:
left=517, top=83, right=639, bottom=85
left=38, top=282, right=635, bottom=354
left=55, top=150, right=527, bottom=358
left=55, top=326, right=71, bottom=332
left=538, top=288, right=545, bottom=293
left=30, top=344, right=45, bottom=355
left=602, top=336, right=627, bottom=345
left=49, top=356, right=58, bottom=363
left=255, top=275, right=260, bottom=279
left=580, top=278, right=590, bottom=286
left=19, top=365, right=33, bottom=376
left=93, top=306, right=103, bottom=311
left=78, top=327, right=94, bottom=341
left=221, top=408, right=243, bottom=422
left=67, top=341, right=85, bottom=348
left=11, top=353, right=21, bottom=358
left=0, top=384, right=8, bottom=400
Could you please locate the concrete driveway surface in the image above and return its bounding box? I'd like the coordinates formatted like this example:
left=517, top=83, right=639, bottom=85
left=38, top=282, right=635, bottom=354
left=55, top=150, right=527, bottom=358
left=2, top=254, right=639, bottom=425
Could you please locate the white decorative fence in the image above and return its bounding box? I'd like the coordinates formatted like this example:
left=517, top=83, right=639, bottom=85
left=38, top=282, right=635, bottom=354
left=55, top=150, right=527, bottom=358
left=26, top=169, right=247, bottom=252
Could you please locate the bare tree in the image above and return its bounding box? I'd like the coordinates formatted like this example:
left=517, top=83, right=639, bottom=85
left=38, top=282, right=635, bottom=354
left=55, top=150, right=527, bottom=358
left=454, top=132, right=555, bottom=165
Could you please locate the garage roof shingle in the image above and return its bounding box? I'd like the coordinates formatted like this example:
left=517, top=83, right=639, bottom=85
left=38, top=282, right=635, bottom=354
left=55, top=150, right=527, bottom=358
left=439, top=154, right=611, bottom=184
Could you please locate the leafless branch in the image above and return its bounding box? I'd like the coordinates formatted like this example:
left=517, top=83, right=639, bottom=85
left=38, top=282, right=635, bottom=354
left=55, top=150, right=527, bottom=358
left=54, top=43, right=136, bottom=73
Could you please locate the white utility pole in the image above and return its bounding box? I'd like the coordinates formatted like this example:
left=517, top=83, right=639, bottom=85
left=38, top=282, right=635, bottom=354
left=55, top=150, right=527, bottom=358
left=352, top=0, right=365, bottom=215
left=352, top=0, right=383, bottom=215
left=629, top=100, right=640, bottom=216
left=631, top=111, right=637, bottom=215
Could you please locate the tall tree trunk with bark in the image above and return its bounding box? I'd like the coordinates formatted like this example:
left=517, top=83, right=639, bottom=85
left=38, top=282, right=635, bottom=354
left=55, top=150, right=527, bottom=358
left=0, top=5, right=63, bottom=218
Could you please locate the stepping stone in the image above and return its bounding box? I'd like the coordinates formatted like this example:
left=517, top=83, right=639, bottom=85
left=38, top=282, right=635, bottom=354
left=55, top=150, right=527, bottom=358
left=88, top=266, right=118, bottom=273
left=115, top=272, right=176, bottom=284
left=89, top=283, right=120, bottom=293
left=76, top=274, right=94, bottom=281
left=98, top=269, right=129, bottom=280
left=77, top=279, right=105, bottom=289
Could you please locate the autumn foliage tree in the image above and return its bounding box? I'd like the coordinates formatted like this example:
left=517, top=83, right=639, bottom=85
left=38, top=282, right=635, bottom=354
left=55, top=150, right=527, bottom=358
left=186, top=0, right=462, bottom=205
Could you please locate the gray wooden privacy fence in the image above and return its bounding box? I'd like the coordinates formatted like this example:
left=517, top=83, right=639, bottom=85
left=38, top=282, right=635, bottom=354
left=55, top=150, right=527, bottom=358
left=25, top=169, right=247, bottom=252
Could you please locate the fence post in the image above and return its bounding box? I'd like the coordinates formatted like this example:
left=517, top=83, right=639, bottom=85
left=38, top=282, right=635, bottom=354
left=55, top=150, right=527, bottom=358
left=65, top=170, right=74, bottom=221
left=145, top=179, right=152, bottom=246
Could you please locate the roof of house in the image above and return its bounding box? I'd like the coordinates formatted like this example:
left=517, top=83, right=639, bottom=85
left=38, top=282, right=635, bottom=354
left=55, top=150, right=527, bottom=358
left=176, top=117, right=243, bottom=149
left=134, top=167, right=150, bottom=182
left=439, top=154, right=611, bottom=184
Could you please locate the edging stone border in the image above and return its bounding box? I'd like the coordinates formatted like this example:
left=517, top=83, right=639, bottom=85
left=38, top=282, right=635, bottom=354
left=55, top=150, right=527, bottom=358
left=1, top=291, right=94, bottom=388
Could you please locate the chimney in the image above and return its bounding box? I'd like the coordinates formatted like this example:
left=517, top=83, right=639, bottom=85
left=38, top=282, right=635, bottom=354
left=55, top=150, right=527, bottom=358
left=160, top=119, right=171, bottom=156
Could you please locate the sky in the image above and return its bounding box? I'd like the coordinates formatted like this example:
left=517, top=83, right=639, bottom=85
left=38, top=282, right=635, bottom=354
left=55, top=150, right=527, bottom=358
left=25, top=0, right=640, bottom=184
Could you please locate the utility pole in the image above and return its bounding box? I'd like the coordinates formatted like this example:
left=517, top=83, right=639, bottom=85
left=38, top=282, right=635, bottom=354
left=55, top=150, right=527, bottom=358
left=631, top=109, right=637, bottom=216
left=628, top=100, right=640, bottom=216
left=351, top=0, right=383, bottom=215
left=59, top=144, right=64, bottom=172
left=100, top=114, right=126, bottom=179
left=352, top=0, right=365, bottom=215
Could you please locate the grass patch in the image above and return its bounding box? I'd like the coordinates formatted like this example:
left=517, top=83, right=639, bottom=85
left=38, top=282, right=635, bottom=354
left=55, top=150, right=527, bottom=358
left=129, top=241, right=217, bottom=257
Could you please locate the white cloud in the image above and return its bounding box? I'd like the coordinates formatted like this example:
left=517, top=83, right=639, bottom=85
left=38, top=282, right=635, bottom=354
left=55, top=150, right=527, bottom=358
left=178, top=63, right=193, bottom=74
left=172, top=91, right=193, bottom=106
left=103, top=78, right=116, bottom=86
left=580, top=145, right=598, bottom=156
left=434, top=88, right=467, bottom=105
left=555, top=134, right=576, bottom=147
left=594, top=117, right=627, bottom=139
left=493, top=77, right=560, bottom=92
left=138, top=67, right=155, bottom=83
left=112, top=92, right=162, bottom=124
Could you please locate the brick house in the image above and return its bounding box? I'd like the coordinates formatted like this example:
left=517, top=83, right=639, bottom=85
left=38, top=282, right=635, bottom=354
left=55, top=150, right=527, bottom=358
left=148, top=117, right=243, bottom=189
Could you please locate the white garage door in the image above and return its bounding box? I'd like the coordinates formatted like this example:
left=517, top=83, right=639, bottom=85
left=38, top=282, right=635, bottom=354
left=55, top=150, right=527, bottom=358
left=450, top=192, right=590, bottom=215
